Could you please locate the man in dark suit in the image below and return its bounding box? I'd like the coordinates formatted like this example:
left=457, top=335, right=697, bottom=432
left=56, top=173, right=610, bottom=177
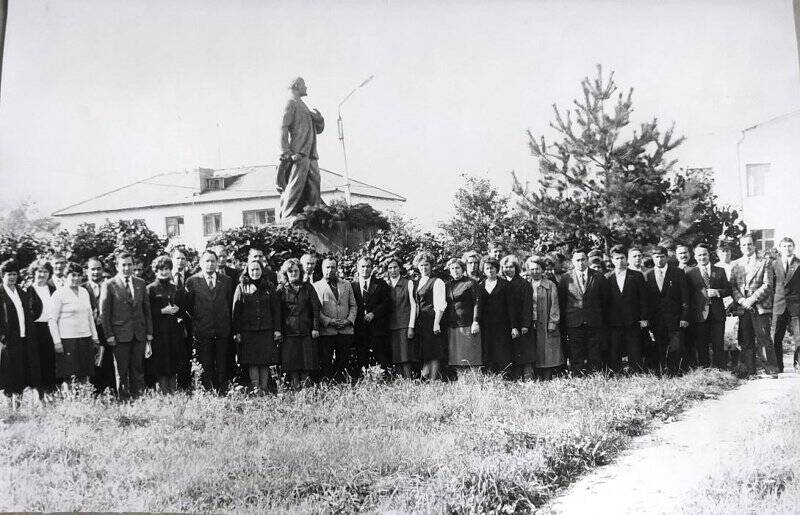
left=170, top=247, right=194, bottom=390
left=772, top=237, right=800, bottom=372
left=644, top=246, right=690, bottom=375
left=685, top=244, right=732, bottom=369
left=100, top=252, right=153, bottom=400
left=558, top=249, right=607, bottom=375
left=604, top=244, right=649, bottom=373
left=83, top=257, right=115, bottom=395
left=351, top=256, right=392, bottom=376
left=185, top=250, right=234, bottom=392
left=209, top=245, right=240, bottom=281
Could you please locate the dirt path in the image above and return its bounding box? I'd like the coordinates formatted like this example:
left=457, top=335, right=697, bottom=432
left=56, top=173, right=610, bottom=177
left=545, top=357, right=798, bottom=514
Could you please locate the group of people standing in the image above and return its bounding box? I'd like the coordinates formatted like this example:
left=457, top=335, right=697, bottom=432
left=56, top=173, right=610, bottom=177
left=0, top=232, right=794, bottom=406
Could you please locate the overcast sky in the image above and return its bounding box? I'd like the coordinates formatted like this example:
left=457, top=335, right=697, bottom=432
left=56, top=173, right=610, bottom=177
left=1, top=0, right=798, bottom=227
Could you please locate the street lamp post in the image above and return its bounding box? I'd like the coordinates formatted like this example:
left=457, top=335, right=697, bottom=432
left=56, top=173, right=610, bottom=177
left=337, top=75, right=374, bottom=206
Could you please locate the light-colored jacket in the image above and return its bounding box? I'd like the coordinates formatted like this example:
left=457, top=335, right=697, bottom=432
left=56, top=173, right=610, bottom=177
left=313, top=278, right=357, bottom=336
left=730, top=255, right=773, bottom=315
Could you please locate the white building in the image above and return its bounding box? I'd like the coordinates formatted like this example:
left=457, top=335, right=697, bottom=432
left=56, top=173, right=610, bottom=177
left=53, top=165, right=406, bottom=250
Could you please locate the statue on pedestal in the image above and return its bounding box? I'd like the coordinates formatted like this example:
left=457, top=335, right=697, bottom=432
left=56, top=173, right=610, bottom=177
left=277, top=77, right=325, bottom=225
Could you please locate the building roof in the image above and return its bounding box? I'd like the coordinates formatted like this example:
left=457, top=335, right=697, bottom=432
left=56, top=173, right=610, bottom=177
left=743, top=107, right=800, bottom=132
left=53, top=165, right=406, bottom=216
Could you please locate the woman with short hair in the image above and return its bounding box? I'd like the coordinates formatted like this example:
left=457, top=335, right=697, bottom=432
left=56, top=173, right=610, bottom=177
left=479, top=256, right=516, bottom=376
left=413, top=251, right=446, bottom=380
left=501, top=255, right=534, bottom=379
left=48, top=262, right=99, bottom=388
left=233, top=259, right=282, bottom=394
left=444, top=257, right=482, bottom=377
left=146, top=255, right=186, bottom=394
left=384, top=257, right=418, bottom=379
left=0, top=259, right=40, bottom=407
left=26, top=259, right=57, bottom=395
left=525, top=256, right=564, bottom=380
left=277, top=258, right=320, bottom=388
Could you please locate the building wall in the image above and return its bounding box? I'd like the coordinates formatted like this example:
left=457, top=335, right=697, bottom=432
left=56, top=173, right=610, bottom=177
left=55, top=192, right=404, bottom=250
left=738, top=113, right=800, bottom=250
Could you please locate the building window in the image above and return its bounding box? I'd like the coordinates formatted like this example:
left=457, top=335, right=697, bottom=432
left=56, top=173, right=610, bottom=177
left=751, top=229, right=775, bottom=252
left=203, top=213, right=222, bottom=236
left=204, top=178, right=225, bottom=191
left=242, top=209, right=275, bottom=227
left=165, top=216, right=184, bottom=237
left=746, top=163, right=769, bottom=197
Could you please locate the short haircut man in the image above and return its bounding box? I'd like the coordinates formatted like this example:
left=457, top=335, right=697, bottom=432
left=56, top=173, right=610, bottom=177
left=351, top=255, right=391, bottom=375
left=314, top=256, right=357, bottom=381
left=605, top=244, right=648, bottom=373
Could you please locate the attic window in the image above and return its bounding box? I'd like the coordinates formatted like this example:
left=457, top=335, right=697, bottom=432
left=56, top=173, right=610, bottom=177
left=205, top=178, right=225, bottom=191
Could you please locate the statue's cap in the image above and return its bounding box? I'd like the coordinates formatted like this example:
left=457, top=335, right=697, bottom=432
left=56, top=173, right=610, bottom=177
left=289, top=77, right=306, bottom=90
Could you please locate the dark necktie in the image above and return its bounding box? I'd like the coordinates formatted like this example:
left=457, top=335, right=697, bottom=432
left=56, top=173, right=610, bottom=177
left=328, top=279, right=339, bottom=301
left=125, top=277, right=133, bottom=301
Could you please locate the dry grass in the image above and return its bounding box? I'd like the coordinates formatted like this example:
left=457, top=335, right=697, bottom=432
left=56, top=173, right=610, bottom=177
left=680, top=383, right=800, bottom=515
left=0, top=369, right=737, bottom=513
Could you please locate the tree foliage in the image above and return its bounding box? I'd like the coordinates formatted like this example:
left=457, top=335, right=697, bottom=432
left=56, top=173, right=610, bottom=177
left=209, top=225, right=312, bottom=273
left=0, top=199, right=60, bottom=237
left=440, top=174, right=539, bottom=256
left=303, top=200, right=390, bottom=233
left=512, top=65, right=743, bottom=252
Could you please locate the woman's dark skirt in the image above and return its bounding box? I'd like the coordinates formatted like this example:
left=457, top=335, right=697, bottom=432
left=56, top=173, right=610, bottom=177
left=390, top=328, right=418, bottom=364
left=34, top=322, right=57, bottom=391
left=55, top=337, right=95, bottom=380
left=417, top=311, right=446, bottom=362
left=281, top=335, right=319, bottom=372
left=238, top=329, right=280, bottom=366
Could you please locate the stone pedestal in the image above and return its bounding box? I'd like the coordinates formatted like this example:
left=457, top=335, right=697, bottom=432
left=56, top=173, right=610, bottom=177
left=290, top=220, right=375, bottom=254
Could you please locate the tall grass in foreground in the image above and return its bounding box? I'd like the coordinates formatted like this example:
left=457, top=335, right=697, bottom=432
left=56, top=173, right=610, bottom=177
left=680, top=385, right=800, bottom=515
left=0, top=370, right=737, bottom=513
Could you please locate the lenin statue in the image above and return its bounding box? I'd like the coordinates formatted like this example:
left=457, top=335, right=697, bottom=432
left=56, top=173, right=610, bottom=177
left=277, top=77, right=325, bottom=225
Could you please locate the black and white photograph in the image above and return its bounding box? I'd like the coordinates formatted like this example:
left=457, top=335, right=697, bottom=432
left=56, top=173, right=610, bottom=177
left=0, top=0, right=799, bottom=512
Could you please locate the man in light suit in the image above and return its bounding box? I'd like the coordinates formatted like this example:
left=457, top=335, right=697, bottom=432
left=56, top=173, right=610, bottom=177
left=604, top=245, right=649, bottom=373
left=686, top=244, right=731, bottom=369
left=730, top=235, right=779, bottom=378
left=313, top=257, right=357, bottom=381
left=558, top=249, right=608, bottom=375
left=185, top=250, right=234, bottom=392
left=100, top=252, right=153, bottom=400
left=644, top=246, right=690, bottom=375
left=772, top=237, right=800, bottom=373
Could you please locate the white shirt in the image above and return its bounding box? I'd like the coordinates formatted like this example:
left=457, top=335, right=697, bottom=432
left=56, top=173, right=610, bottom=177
left=4, top=286, right=25, bottom=337
left=360, top=278, right=370, bottom=295
left=33, top=284, right=53, bottom=323
left=120, top=275, right=135, bottom=298
left=575, top=269, right=588, bottom=291
left=205, top=273, right=217, bottom=290
left=52, top=275, right=66, bottom=289
left=615, top=269, right=627, bottom=292
left=484, top=278, right=498, bottom=294
left=655, top=266, right=667, bottom=291
left=389, top=275, right=418, bottom=329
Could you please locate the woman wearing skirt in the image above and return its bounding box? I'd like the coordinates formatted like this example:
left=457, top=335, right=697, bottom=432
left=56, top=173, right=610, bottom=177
left=27, top=259, right=58, bottom=396
left=445, top=257, right=483, bottom=378
left=526, top=257, right=564, bottom=380
left=413, top=251, right=447, bottom=380
left=277, top=258, right=320, bottom=388
left=48, top=263, right=99, bottom=389
left=146, top=256, right=186, bottom=394
left=385, top=257, right=418, bottom=378
left=232, top=260, right=282, bottom=394
left=501, top=255, right=535, bottom=380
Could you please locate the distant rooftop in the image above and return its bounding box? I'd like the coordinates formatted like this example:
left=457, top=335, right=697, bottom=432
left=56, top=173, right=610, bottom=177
left=53, top=165, right=406, bottom=216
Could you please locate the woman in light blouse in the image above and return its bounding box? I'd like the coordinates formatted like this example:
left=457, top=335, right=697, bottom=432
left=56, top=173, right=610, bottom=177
left=26, top=259, right=57, bottom=396
left=49, top=262, right=100, bottom=387
left=413, top=251, right=446, bottom=380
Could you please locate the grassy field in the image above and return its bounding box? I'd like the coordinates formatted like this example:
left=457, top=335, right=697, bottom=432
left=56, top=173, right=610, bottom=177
left=0, top=370, right=737, bottom=513
left=680, top=383, right=800, bottom=515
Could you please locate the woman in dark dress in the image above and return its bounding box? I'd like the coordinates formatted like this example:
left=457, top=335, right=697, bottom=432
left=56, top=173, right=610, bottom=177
left=445, top=257, right=482, bottom=378
left=413, top=251, right=446, bottom=380
left=385, top=257, right=418, bottom=379
left=146, top=255, right=185, bottom=394
left=501, top=255, right=535, bottom=380
left=0, top=259, right=40, bottom=408
left=232, top=260, right=282, bottom=394
left=277, top=258, right=320, bottom=388
left=479, top=256, right=516, bottom=376
left=26, top=259, right=57, bottom=396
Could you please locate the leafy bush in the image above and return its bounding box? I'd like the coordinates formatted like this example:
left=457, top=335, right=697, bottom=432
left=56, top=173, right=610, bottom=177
left=209, top=225, right=312, bottom=272
left=0, top=233, right=49, bottom=268
left=303, top=200, right=390, bottom=233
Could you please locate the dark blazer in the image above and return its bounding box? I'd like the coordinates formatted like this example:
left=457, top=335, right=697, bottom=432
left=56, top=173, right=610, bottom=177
left=185, top=272, right=234, bottom=339
left=685, top=265, right=731, bottom=323
left=278, top=281, right=320, bottom=336
left=505, top=274, right=533, bottom=331
left=27, top=283, right=56, bottom=321
left=352, top=276, right=391, bottom=336
left=644, top=265, right=690, bottom=329
left=604, top=269, right=648, bottom=327
left=232, top=281, right=281, bottom=333
left=0, top=286, right=40, bottom=392
left=100, top=275, right=153, bottom=343
left=558, top=268, right=607, bottom=328
left=774, top=256, right=800, bottom=317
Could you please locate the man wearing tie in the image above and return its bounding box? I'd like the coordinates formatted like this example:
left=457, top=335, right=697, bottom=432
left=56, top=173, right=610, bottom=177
left=83, top=257, right=116, bottom=394
left=351, top=256, right=392, bottom=376
left=558, top=249, right=608, bottom=375
left=686, top=244, right=731, bottom=369
left=185, top=250, right=234, bottom=391
left=730, top=235, right=779, bottom=378
left=100, top=252, right=153, bottom=400
left=604, top=245, right=649, bottom=373
left=170, top=247, right=193, bottom=390
left=772, top=237, right=800, bottom=373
